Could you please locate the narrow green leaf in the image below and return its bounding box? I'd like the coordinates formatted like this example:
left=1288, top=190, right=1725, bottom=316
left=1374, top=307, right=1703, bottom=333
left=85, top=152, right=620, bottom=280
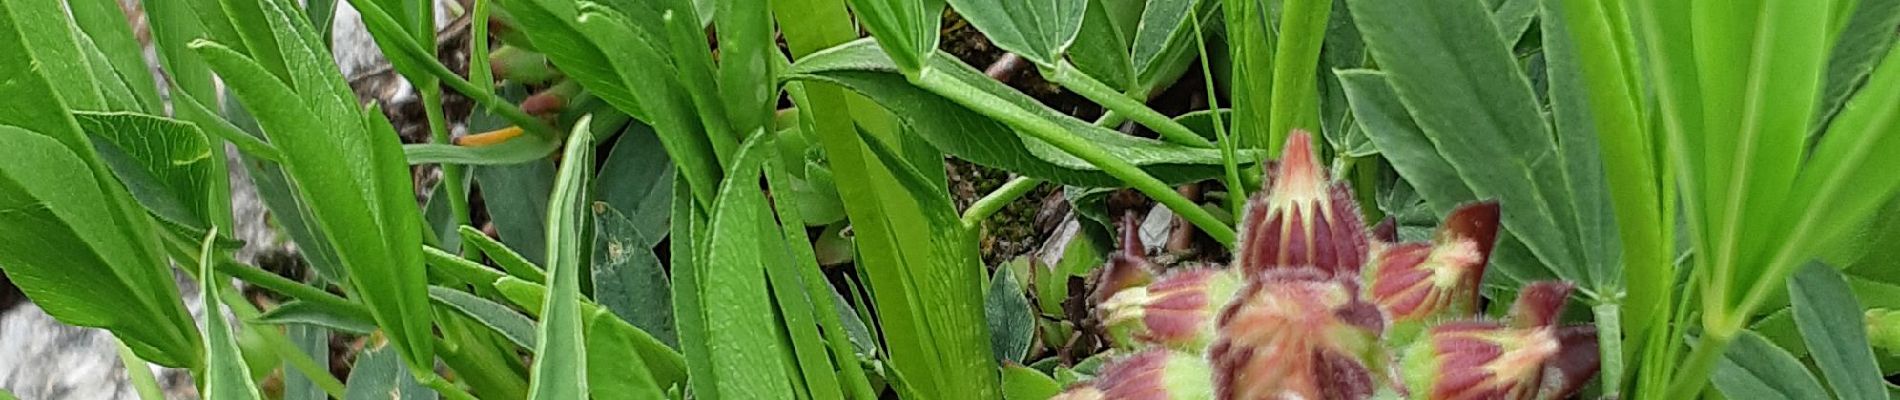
left=1224, top=0, right=1275, bottom=149
left=403, top=136, right=563, bottom=166
left=1774, top=42, right=1900, bottom=295
left=1790, top=263, right=1890, bottom=400
left=67, top=0, right=162, bottom=112
left=668, top=176, right=720, bottom=399
left=946, top=0, right=1085, bottom=67
left=460, top=225, right=550, bottom=283
left=1268, top=0, right=1333, bottom=152
left=716, top=0, right=780, bottom=135
left=7, top=0, right=104, bottom=110
left=987, top=267, right=1035, bottom=363
left=526, top=119, right=595, bottom=400
left=493, top=276, right=690, bottom=389
left=1713, top=330, right=1831, bottom=400
left=283, top=325, right=330, bottom=400
left=1130, top=0, right=1214, bottom=94
left=257, top=301, right=378, bottom=335
left=596, top=123, right=676, bottom=247
left=1069, top=0, right=1140, bottom=91
left=763, top=142, right=876, bottom=399
left=429, top=287, right=538, bottom=349
left=785, top=40, right=1262, bottom=188
left=198, top=230, right=262, bottom=400
left=591, top=204, right=676, bottom=347
left=1816, top=0, right=1900, bottom=130
left=700, top=136, right=798, bottom=399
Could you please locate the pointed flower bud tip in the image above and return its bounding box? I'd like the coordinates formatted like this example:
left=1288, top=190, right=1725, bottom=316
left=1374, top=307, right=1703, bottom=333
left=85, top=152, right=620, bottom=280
left=1235, top=131, right=1371, bottom=278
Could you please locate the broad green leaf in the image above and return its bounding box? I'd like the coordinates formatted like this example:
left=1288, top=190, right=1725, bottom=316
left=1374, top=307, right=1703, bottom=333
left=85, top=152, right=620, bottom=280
left=8, top=0, right=104, bottom=110
left=591, top=204, right=676, bottom=348
left=700, top=136, right=798, bottom=399
left=1002, top=364, right=1062, bottom=400
left=596, top=123, right=675, bottom=247
left=1790, top=263, right=1890, bottom=400
left=584, top=309, right=668, bottom=400
left=195, top=231, right=259, bottom=400
left=257, top=301, right=377, bottom=335
left=526, top=119, right=595, bottom=400
left=461, top=225, right=550, bottom=283
left=1816, top=0, right=1900, bottom=130
left=785, top=40, right=1262, bottom=188
left=429, top=287, right=538, bottom=349
left=1714, top=330, right=1831, bottom=400
left=987, top=267, right=1035, bottom=363
left=474, top=160, right=556, bottom=265
left=0, top=126, right=201, bottom=367
left=343, top=343, right=437, bottom=400
left=74, top=112, right=214, bottom=230
left=1129, top=0, right=1213, bottom=94
left=946, top=0, right=1085, bottom=67
left=840, top=0, right=942, bottom=76
left=1348, top=0, right=1605, bottom=291
left=1069, top=0, right=1140, bottom=91
left=196, top=0, right=433, bottom=370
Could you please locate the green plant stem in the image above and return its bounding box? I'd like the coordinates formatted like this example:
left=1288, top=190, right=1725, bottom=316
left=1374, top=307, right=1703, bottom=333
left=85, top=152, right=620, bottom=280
left=1267, top=0, right=1332, bottom=153
left=217, top=284, right=349, bottom=399
left=420, top=373, right=481, bottom=400
left=912, top=74, right=1238, bottom=245
left=1665, top=328, right=1735, bottom=398
left=1093, top=111, right=1126, bottom=128
left=342, top=0, right=558, bottom=140
left=213, top=255, right=371, bottom=323
left=115, top=341, right=166, bottom=400
left=421, top=87, right=476, bottom=258
left=959, top=176, right=1043, bottom=230
left=1593, top=302, right=1626, bottom=397
left=468, top=0, right=493, bottom=97
left=1045, top=61, right=1213, bottom=148
left=423, top=245, right=508, bottom=288
left=1187, top=8, right=1247, bottom=218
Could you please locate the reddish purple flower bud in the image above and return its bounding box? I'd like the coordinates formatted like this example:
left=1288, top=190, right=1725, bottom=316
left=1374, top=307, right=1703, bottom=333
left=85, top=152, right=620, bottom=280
left=1094, top=211, right=1159, bottom=306
left=1235, top=131, right=1372, bottom=278
left=1209, top=269, right=1389, bottom=400
left=1101, top=268, right=1246, bottom=351
left=1053, top=349, right=1215, bottom=400
left=1398, top=282, right=1599, bottom=400
left=1367, top=202, right=1501, bottom=329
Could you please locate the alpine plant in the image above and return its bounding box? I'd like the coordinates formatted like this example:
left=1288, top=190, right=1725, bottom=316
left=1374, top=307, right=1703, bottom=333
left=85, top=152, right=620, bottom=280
left=1070, top=132, right=1600, bottom=400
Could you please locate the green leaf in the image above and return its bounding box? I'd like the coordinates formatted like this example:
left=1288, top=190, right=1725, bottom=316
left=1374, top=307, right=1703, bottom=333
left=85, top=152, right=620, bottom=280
left=1002, top=364, right=1062, bottom=400
left=1779, top=42, right=1900, bottom=288
left=1129, top=0, right=1214, bottom=94
left=282, top=325, right=330, bottom=400
left=343, top=343, right=437, bottom=400
left=429, top=287, right=538, bottom=349
left=197, top=230, right=261, bottom=400
left=1790, top=263, right=1891, bottom=400
left=7, top=0, right=104, bottom=110
left=526, top=119, right=595, bottom=400
left=198, top=0, right=435, bottom=372
left=402, top=135, right=563, bottom=166
left=584, top=309, right=668, bottom=400
left=0, top=126, right=201, bottom=367
left=784, top=40, right=1261, bottom=188
left=946, top=0, right=1085, bottom=67
left=67, top=0, right=160, bottom=110
left=1347, top=0, right=1608, bottom=291
left=596, top=123, right=676, bottom=247
left=74, top=112, right=215, bottom=230
left=763, top=142, right=874, bottom=399
left=257, top=301, right=377, bottom=335
left=716, top=0, right=779, bottom=135
left=1816, top=0, right=1900, bottom=130
left=493, top=276, right=690, bottom=389
left=987, top=267, right=1035, bottom=363
left=700, top=136, right=799, bottom=399
left=591, top=204, right=676, bottom=348
left=461, top=225, right=550, bottom=284
left=1714, top=330, right=1831, bottom=400
left=1268, top=0, right=1334, bottom=152
left=840, top=0, right=942, bottom=76
left=667, top=176, right=721, bottom=399
left=1069, top=0, right=1140, bottom=91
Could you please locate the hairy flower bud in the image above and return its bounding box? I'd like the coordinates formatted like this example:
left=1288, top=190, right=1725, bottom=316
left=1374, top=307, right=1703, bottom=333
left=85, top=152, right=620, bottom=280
left=1235, top=131, right=1371, bottom=278
left=1398, top=282, right=1599, bottom=400
left=1367, top=202, right=1501, bottom=336
left=1101, top=268, right=1245, bottom=351
left=1053, top=349, right=1214, bottom=400
left=1210, top=269, right=1388, bottom=400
